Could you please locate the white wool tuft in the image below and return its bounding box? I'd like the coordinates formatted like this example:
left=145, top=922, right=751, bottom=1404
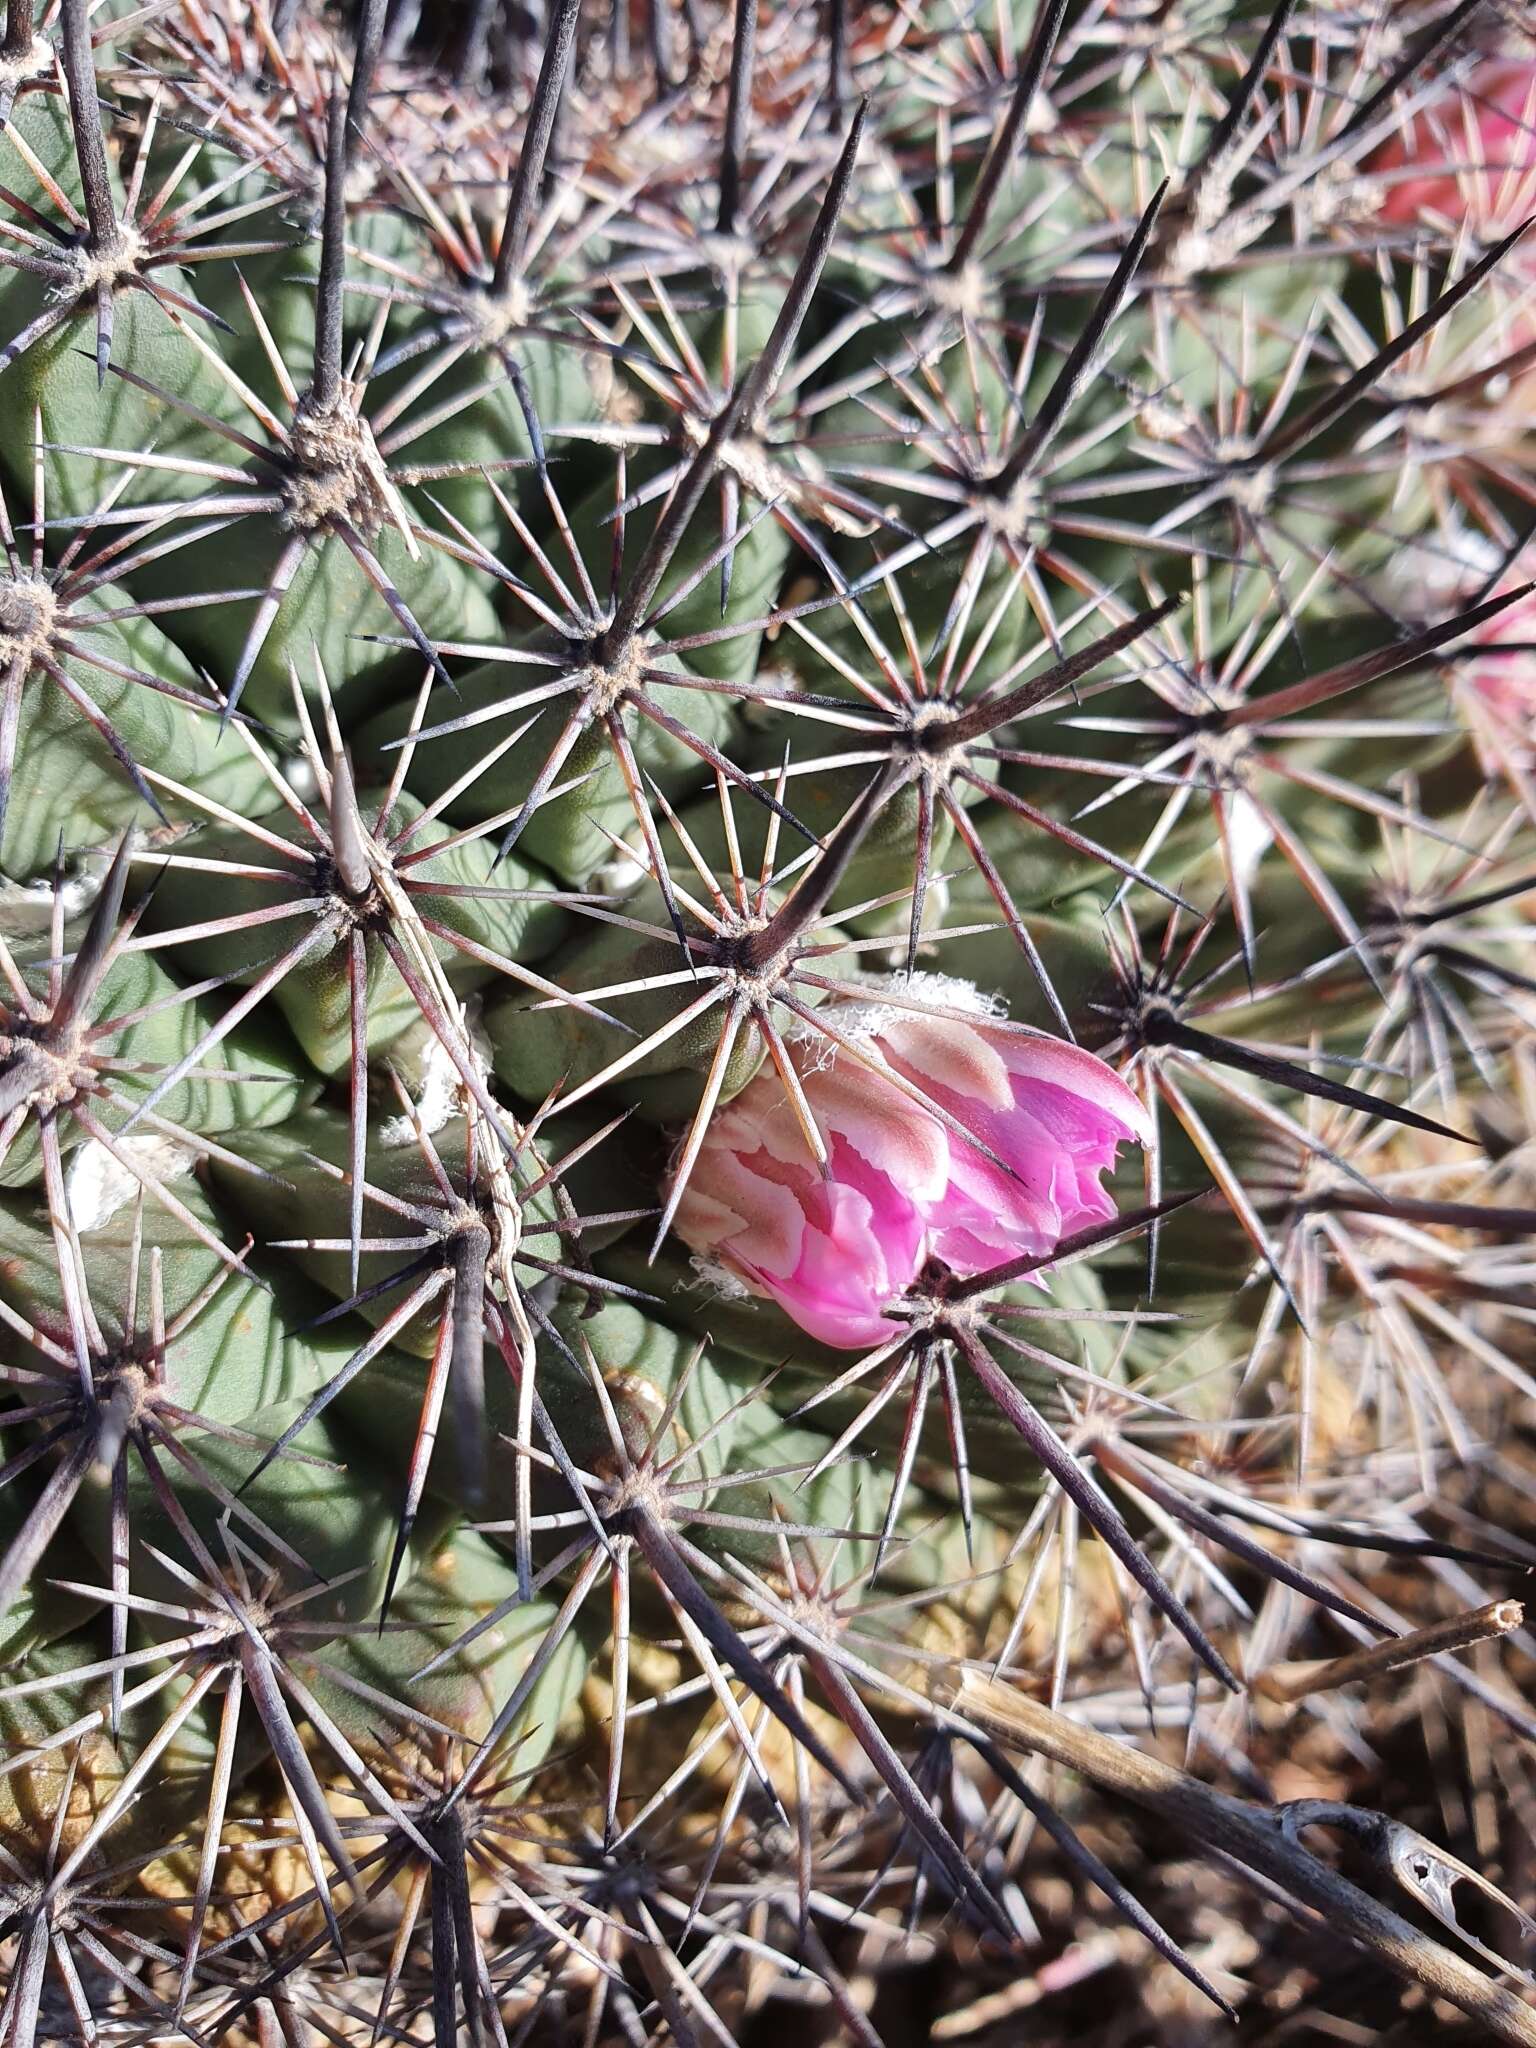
left=67, top=1133, right=197, bottom=1233
left=1223, top=789, right=1274, bottom=892
left=380, top=1005, right=493, bottom=1144
left=0, top=868, right=100, bottom=939
left=685, top=1252, right=756, bottom=1303
left=786, top=971, right=1007, bottom=1070
left=593, top=842, right=652, bottom=896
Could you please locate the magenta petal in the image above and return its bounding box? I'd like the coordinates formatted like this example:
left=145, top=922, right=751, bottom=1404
left=670, top=998, right=1149, bottom=1347
left=776, top=1177, right=920, bottom=1348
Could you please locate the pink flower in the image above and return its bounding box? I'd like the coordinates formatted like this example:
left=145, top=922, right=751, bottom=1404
left=1456, top=584, right=1536, bottom=757
left=673, top=1002, right=1152, bottom=1349
left=1369, top=57, right=1536, bottom=234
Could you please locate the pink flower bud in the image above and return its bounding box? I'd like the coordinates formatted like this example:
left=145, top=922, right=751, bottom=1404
left=673, top=1000, right=1152, bottom=1349
left=1369, top=58, right=1536, bottom=235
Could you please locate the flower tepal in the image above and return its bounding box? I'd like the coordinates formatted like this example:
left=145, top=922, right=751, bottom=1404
left=1369, top=54, right=1536, bottom=236
left=674, top=993, right=1153, bottom=1348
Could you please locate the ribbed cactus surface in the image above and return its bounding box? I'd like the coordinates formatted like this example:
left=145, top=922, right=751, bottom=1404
left=0, top=1, right=1534, bottom=2041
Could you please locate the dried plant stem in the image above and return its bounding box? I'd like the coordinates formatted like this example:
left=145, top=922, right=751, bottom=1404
left=1255, top=1601, right=1525, bottom=1704
left=931, top=1666, right=1536, bottom=2048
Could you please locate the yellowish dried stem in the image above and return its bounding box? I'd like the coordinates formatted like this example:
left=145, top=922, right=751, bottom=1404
left=1254, top=1599, right=1524, bottom=1704
left=928, top=1664, right=1536, bottom=2048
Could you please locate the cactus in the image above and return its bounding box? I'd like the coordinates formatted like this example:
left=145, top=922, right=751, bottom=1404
left=0, top=1, right=1534, bottom=2041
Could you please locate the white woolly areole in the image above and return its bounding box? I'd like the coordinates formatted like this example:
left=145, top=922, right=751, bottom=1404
left=67, top=1133, right=197, bottom=1234
left=380, top=1004, right=493, bottom=1145
left=0, top=40, right=49, bottom=95
left=0, top=867, right=102, bottom=939
left=48, top=225, right=145, bottom=303
left=785, top=971, right=1007, bottom=1071
left=1223, top=789, right=1274, bottom=893
left=593, top=840, right=652, bottom=897
left=685, top=1251, right=755, bottom=1304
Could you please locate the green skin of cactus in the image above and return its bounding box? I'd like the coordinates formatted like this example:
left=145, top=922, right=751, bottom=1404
left=571, top=469, right=789, bottom=695
left=536, top=1297, right=872, bottom=1646
left=0, top=285, right=259, bottom=519
left=556, top=288, right=790, bottom=697
left=801, top=148, right=1161, bottom=608
left=542, top=1294, right=763, bottom=1487
left=209, top=1105, right=669, bottom=1401
left=1065, top=67, right=1359, bottom=367
left=138, top=788, right=567, bottom=1076
left=597, top=1237, right=1135, bottom=1485
left=91, top=1339, right=439, bottom=1627
left=193, top=216, right=606, bottom=655
left=842, top=80, right=1091, bottom=277
left=1252, top=658, right=1467, bottom=805
left=789, top=495, right=1040, bottom=705
left=303, top=1523, right=598, bottom=1763
left=0, top=1201, right=443, bottom=1827
left=125, top=484, right=502, bottom=731
left=197, top=197, right=424, bottom=383
left=356, top=648, right=747, bottom=888
left=807, top=198, right=1404, bottom=657
left=548, top=280, right=806, bottom=643
left=0, top=585, right=275, bottom=881
left=398, top=1292, right=759, bottom=1509
left=384, top=322, right=619, bottom=539
left=687, top=713, right=963, bottom=941
left=0, top=944, right=313, bottom=1190
left=686, top=1374, right=1031, bottom=1672
left=0, top=86, right=82, bottom=243
left=1123, top=279, right=1337, bottom=420
left=786, top=270, right=1196, bottom=737
left=483, top=876, right=847, bottom=1120
left=695, top=1402, right=990, bottom=1605
left=603, top=262, right=860, bottom=561
left=1105, top=237, right=1465, bottom=584
left=0, top=1191, right=439, bottom=1858
left=196, top=188, right=611, bottom=535
left=1099, top=424, right=1433, bottom=610
left=0, top=98, right=258, bottom=519
left=330, top=1293, right=771, bottom=1583
left=686, top=1401, right=878, bottom=1572
left=71, top=203, right=496, bottom=727
left=940, top=842, right=1406, bottom=1089
left=0, top=1434, right=100, bottom=1663
left=805, top=142, right=1037, bottom=453
left=344, top=304, right=790, bottom=878
left=0, top=71, right=73, bottom=199
left=969, top=644, right=1465, bottom=953
left=0, top=1184, right=435, bottom=1605
left=206, top=1106, right=560, bottom=1358
left=917, top=879, right=1123, bottom=1033
left=324, top=1330, right=537, bottom=1525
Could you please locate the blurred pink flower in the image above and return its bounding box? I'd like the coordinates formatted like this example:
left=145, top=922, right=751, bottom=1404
left=1456, top=584, right=1536, bottom=758
left=1370, top=57, right=1536, bottom=234
left=673, top=1002, right=1152, bottom=1349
